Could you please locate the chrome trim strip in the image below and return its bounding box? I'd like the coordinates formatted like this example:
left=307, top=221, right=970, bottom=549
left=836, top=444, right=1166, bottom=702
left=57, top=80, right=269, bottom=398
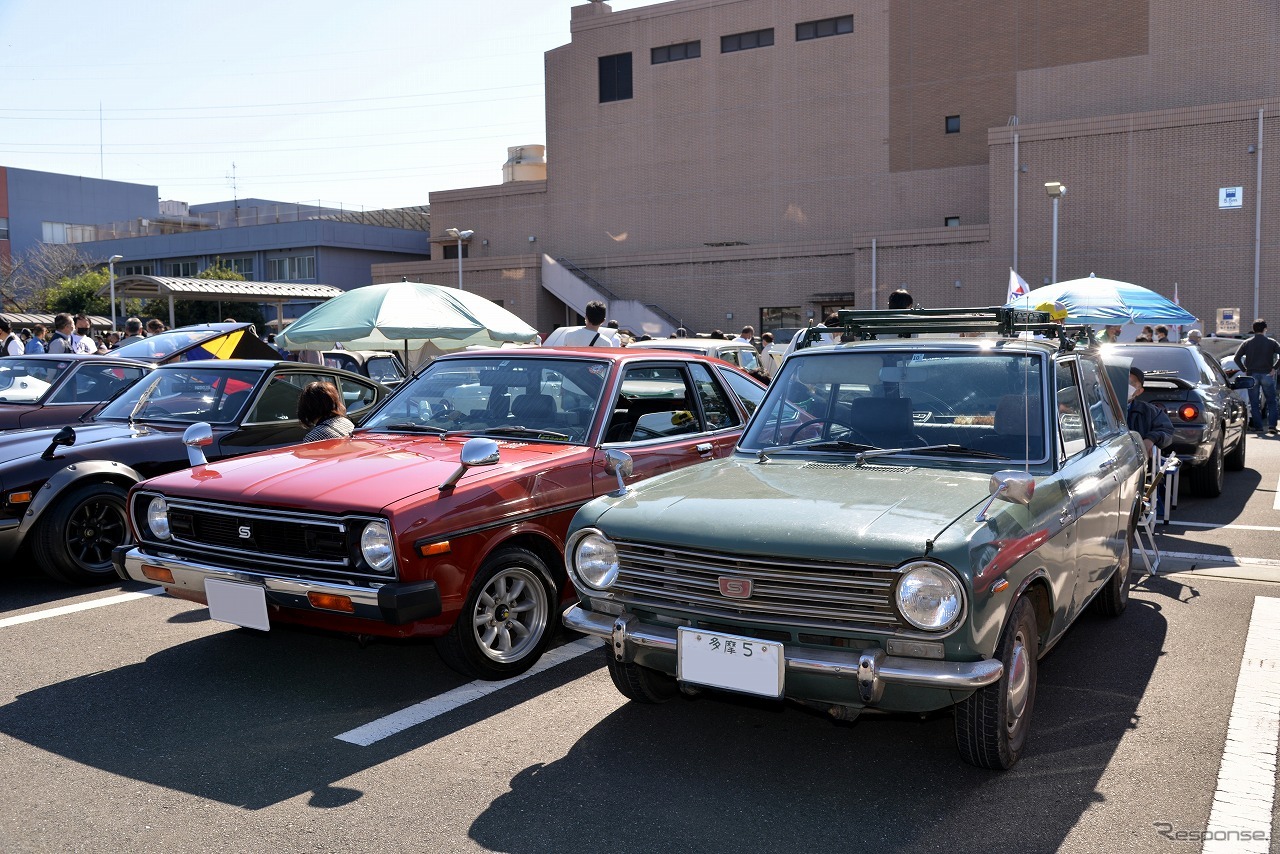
left=563, top=606, right=1002, bottom=692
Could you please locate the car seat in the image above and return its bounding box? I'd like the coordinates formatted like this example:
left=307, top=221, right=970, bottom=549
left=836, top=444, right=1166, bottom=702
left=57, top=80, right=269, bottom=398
left=972, top=394, right=1044, bottom=458
left=845, top=397, right=916, bottom=448
left=510, top=392, right=556, bottom=426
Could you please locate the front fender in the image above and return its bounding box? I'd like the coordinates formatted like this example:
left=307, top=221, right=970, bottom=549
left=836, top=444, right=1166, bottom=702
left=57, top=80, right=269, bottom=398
left=18, top=460, right=144, bottom=537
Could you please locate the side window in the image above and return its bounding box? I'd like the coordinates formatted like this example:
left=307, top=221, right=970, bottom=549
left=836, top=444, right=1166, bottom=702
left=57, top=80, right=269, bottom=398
left=1055, top=361, right=1089, bottom=458
left=717, top=366, right=766, bottom=416
left=246, top=373, right=328, bottom=423
left=605, top=365, right=700, bottom=443
left=737, top=349, right=761, bottom=372
left=688, top=362, right=740, bottom=430
left=365, top=356, right=403, bottom=384
left=335, top=376, right=379, bottom=416
left=48, top=365, right=147, bottom=404
left=1078, top=359, right=1124, bottom=440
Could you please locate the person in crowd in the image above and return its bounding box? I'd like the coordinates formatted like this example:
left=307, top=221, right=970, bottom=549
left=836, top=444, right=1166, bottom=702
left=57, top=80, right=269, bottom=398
left=712, top=329, right=725, bottom=340
left=732, top=325, right=755, bottom=347
left=1134, top=334, right=1152, bottom=343
left=1154, top=325, right=1171, bottom=343
left=1235, top=319, right=1280, bottom=434
left=888, top=288, right=914, bottom=310
left=1127, top=367, right=1175, bottom=456
left=0, top=320, right=23, bottom=356
left=266, top=333, right=288, bottom=358
left=105, top=331, right=120, bottom=350
left=759, top=331, right=780, bottom=378
left=71, top=314, right=96, bottom=354
left=1140, top=325, right=1154, bottom=339
left=783, top=312, right=842, bottom=359
left=25, top=324, right=47, bottom=354
left=145, top=318, right=165, bottom=336
left=118, top=318, right=145, bottom=346
left=673, top=327, right=688, bottom=338
left=1185, top=329, right=1203, bottom=347
left=1098, top=325, right=1123, bottom=343
left=46, top=314, right=75, bottom=354
left=541, top=300, right=621, bottom=347
left=298, top=382, right=354, bottom=442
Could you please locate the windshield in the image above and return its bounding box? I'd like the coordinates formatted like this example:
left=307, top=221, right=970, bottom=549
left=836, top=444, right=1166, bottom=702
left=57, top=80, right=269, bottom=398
left=740, top=349, right=1047, bottom=462
left=1107, top=344, right=1200, bottom=383
left=97, top=367, right=261, bottom=423
left=112, top=329, right=218, bottom=362
left=0, top=358, right=74, bottom=403
left=363, top=356, right=607, bottom=443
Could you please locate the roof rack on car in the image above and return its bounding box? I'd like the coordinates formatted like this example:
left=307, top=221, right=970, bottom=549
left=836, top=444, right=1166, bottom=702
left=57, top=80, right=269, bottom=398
left=793, top=306, right=1094, bottom=352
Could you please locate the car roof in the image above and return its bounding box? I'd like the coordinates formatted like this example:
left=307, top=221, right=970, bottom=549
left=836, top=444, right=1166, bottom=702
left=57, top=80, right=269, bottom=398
left=441, top=346, right=739, bottom=364
left=3, top=353, right=153, bottom=367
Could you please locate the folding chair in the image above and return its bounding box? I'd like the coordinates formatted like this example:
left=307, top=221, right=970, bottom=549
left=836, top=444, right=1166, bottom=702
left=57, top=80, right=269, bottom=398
left=1135, top=449, right=1180, bottom=575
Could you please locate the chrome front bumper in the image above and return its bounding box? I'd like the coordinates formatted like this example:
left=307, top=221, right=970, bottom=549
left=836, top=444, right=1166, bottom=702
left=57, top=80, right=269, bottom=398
left=563, top=605, right=1003, bottom=703
left=120, top=548, right=441, bottom=625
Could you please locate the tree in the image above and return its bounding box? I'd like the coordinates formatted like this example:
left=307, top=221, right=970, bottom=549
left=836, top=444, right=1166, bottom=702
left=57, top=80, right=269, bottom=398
left=2, top=244, right=92, bottom=310
left=37, top=269, right=111, bottom=316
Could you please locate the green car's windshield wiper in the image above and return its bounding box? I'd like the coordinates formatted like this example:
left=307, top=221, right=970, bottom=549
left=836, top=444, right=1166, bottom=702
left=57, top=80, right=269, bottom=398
left=372, top=421, right=448, bottom=434
left=895, top=444, right=1012, bottom=460
left=482, top=425, right=571, bottom=440
left=756, top=439, right=879, bottom=460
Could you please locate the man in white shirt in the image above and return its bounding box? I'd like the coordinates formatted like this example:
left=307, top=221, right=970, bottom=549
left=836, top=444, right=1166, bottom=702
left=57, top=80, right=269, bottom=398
left=70, top=314, right=96, bottom=354
left=541, top=300, right=621, bottom=347
left=731, top=325, right=755, bottom=346
left=0, top=320, right=22, bottom=356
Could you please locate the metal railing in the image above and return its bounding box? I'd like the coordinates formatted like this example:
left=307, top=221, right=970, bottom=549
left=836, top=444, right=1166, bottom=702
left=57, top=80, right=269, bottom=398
left=67, top=202, right=430, bottom=243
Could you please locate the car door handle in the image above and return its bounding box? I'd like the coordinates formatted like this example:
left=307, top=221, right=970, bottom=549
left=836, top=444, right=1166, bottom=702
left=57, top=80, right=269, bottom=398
left=1098, top=458, right=1114, bottom=472
left=695, top=442, right=713, bottom=454
left=1059, top=506, right=1074, bottom=525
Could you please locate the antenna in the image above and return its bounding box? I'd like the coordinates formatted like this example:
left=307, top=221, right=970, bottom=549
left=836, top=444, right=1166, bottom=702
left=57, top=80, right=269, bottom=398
left=227, top=162, right=239, bottom=215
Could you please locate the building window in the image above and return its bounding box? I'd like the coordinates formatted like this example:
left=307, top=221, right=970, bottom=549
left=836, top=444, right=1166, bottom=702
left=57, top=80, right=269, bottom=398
left=761, top=306, right=803, bottom=332
left=945, top=115, right=960, bottom=134
left=41, top=222, right=70, bottom=244
left=652, top=40, right=700, bottom=64
left=441, top=243, right=470, bottom=261
left=945, top=216, right=961, bottom=227
left=170, top=261, right=199, bottom=277
left=722, top=28, right=774, bottom=53
left=266, top=255, right=316, bottom=281
left=599, top=53, right=633, bottom=103
left=123, top=264, right=153, bottom=276
left=0, top=217, right=7, bottom=241
left=227, top=256, right=255, bottom=277
left=796, top=15, right=853, bottom=41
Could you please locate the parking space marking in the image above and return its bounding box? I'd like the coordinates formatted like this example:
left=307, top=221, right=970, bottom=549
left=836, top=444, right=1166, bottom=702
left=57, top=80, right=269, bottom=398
left=1144, top=549, right=1280, bottom=569
left=1173, top=522, right=1280, bottom=533
left=1273, top=474, right=1280, bottom=511
left=335, top=637, right=600, bottom=747
left=1202, top=596, right=1280, bottom=853
left=0, top=588, right=165, bottom=629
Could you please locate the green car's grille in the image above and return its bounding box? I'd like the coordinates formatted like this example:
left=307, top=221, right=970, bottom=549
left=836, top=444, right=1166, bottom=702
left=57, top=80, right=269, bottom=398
left=612, top=541, right=903, bottom=632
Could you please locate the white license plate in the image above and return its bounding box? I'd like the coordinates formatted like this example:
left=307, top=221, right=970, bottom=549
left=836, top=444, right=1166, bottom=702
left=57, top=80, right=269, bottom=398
left=677, top=627, right=784, bottom=698
left=205, top=579, right=270, bottom=631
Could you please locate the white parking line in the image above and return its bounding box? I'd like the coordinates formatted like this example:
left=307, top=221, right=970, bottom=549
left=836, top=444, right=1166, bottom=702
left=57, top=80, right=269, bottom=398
left=335, top=637, right=601, bottom=747
left=1173, top=522, right=1280, bottom=533
left=1273, top=474, right=1280, bottom=511
left=1202, top=596, right=1280, bottom=853
left=1143, top=550, right=1280, bottom=569
left=0, top=587, right=165, bottom=629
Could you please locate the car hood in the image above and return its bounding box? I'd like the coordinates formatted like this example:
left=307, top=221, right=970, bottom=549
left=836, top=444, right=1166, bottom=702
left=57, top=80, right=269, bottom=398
left=587, top=456, right=994, bottom=562
left=140, top=433, right=590, bottom=514
left=0, top=420, right=181, bottom=466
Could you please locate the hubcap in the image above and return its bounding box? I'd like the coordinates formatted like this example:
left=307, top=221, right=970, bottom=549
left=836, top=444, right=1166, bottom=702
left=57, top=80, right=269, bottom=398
left=471, top=566, right=549, bottom=664
left=67, top=498, right=127, bottom=569
left=1006, top=632, right=1030, bottom=732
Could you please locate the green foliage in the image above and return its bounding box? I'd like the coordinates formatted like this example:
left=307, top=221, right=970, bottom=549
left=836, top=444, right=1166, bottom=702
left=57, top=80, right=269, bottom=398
left=196, top=259, right=247, bottom=281
left=37, top=270, right=111, bottom=316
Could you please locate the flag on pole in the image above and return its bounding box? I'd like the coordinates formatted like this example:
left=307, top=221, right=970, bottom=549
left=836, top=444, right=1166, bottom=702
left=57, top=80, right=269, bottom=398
left=1173, top=282, right=1181, bottom=340
left=1007, top=268, right=1030, bottom=303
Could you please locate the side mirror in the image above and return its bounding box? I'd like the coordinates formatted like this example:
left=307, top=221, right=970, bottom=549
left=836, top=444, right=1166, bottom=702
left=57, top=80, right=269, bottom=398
left=440, top=437, right=500, bottom=490
left=604, top=448, right=634, bottom=497
left=1232, top=375, right=1257, bottom=390
left=975, top=470, right=1036, bottom=522
left=41, top=425, right=77, bottom=461
left=183, top=422, right=214, bottom=467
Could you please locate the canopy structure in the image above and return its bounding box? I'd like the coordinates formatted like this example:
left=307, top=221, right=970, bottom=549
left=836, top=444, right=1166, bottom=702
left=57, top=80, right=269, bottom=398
left=1, top=312, right=112, bottom=329
left=99, top=276, right=344, bottom=329
left=1006, top=274, right=1197, bottom=326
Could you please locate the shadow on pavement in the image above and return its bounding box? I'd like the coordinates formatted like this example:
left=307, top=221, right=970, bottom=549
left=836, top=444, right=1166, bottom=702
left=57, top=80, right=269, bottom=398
left=470, top=600, right=1167, bottom=854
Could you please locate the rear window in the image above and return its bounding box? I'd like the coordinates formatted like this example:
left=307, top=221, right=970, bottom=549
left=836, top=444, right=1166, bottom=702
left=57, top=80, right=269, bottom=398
left=1108, top=345, right=1199, bottom=382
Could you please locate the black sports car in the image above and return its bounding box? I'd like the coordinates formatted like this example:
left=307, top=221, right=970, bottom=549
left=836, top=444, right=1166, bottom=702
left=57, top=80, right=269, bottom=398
left=0, top=359, right=387, bottom=585
left=1107, top=343, right=1254, bottom=497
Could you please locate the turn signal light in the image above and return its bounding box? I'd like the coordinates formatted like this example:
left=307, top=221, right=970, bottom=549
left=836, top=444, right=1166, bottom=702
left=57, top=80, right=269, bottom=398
left=141, top=565, right=175, bottom=584
left=417, top=540, right=451, bottom=558
left=307, top=592, right=355, bottom=613
left=7, top=491, right=33, bottom=505
left=1177, top=404, right=1200, bottom=422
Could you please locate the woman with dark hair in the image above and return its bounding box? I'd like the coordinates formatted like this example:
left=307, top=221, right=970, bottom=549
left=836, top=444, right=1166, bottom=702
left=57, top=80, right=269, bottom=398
left=297, top=382, right=354, bottom=442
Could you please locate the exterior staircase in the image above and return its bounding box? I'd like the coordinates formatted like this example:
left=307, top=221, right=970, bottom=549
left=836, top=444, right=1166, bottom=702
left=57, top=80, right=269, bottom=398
left=541, top=255, right=678, bottom=338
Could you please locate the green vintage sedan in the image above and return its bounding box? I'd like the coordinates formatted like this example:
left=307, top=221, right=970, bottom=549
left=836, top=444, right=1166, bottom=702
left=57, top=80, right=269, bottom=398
left=562, top=308, right=1146, bottom=769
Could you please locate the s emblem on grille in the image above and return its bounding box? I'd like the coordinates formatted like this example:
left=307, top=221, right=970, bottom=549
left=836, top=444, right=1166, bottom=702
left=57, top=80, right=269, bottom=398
left=718, top=577, right=753, bottom=599
left=238, top=525, right=252, bottom=539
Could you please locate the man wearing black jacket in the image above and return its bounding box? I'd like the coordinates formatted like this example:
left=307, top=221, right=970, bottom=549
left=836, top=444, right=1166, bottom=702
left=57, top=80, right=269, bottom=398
left=1235, top=319, right=1280, bottom=434
left=1127, top=367, right=1174, bottom=455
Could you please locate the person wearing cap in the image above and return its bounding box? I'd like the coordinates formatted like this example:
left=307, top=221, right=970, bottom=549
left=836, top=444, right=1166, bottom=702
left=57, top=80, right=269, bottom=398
left=1126, top=367, right=1174, bottom=456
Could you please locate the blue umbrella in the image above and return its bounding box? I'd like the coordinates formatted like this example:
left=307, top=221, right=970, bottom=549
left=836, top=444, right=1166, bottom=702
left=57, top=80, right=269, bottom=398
left=1006, top=274, right=1197, bottom=325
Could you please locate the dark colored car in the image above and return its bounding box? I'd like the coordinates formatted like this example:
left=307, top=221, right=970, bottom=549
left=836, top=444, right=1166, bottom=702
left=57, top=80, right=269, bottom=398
left=0, top=355, right=152, bottom=431
left=110, top=323, right=280, bottom=364
left=0, top=360, right=387, bottom=585
left=320, top=350, right=406, bottom=388
left=1106, top=342, right=1253, bottom=496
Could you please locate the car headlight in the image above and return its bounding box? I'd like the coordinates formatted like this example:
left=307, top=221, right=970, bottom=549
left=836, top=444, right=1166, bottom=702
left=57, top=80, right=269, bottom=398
left=360, top=521, right=395, bottom=572
left=895, top=561, right=964, bottom=631
left=571, top=529, right=619, bottom=590
left=146, top=496, right=171, bottom=540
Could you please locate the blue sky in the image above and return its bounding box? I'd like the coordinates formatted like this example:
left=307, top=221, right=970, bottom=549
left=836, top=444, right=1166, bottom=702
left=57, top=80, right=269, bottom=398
left=0, top=0, right=656, bottom=210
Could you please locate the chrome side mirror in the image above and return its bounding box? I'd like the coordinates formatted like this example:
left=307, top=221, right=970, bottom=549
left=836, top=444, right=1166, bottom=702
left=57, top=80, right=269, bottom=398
left=440, top=437, right=500, bottom=491
left=604, top=449, right=634, bottom=497
left=975, top=470, right=1036, bottom=522
left=183, top=423, right=214, bottom=467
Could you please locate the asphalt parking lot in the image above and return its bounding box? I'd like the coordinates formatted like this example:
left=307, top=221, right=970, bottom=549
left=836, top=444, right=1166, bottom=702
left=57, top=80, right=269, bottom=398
left=4, top=439, right=1280, bottom=853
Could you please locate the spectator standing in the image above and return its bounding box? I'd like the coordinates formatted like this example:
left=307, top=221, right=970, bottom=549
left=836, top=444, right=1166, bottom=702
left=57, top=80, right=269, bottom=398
left=1126, top=367, right=1175, bottom=455
left=731, top=325, right=755, bottom=346
left=298, top=382, right=355, bottom=442
left=118, top=318, right=146, bottom=346
left=25, top=324, right=47, bottom=353
left=145, top=318, right=165, bottom=336
left=1154, top=325, right=1171, bottom=343
left=541, top=300, right=621, bottom=347
left=1185, top=329, right=1203, bottom=347
left=70, top=315, right=96, bottom=354
left=0, top=320, right=23, bottom=356
left=1098, top=325, right=1123, bottom=343
left=759, top=331, right=780, bottom=378
left=1235, top=319, right=1280, bottom=434
left=888, top=289, right=914, bottom=310
left=46, top=314, right=75, bottom=354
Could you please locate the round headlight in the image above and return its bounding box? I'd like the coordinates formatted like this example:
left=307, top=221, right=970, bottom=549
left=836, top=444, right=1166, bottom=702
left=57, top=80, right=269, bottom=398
left=360, top=521, right=395, bottom=572
left=573, top=531, right=619, bottom=590
left=146, top=496, right=171, bottom=540
left=895, top=561, right=964, bottom=631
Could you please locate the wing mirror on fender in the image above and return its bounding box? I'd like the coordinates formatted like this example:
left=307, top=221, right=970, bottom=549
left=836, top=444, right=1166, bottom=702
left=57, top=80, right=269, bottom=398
left=975, top=470, right=1036, bottom=522
left=439, top=437, right=500, bottom=491
left=1232, top=375, right=1257, bottom=390
left=183, top=423, right=214, bottom=467
left=604, top=449, right=634, bottom=497
left=41, top=425, right=77, bottom=461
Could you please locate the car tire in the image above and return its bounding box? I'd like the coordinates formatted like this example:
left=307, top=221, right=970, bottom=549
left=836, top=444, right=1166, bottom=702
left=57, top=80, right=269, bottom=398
left=436, top=546, right=558, bottom=681
left=604, top=649, right=679, bottom=703
left=1091, top=526, right=1134, bottom=617
left=1189, top=434, right=1225, bottom=497
left=954, top=596, right=1038, bottom=770
left=1225, top=428, right=1246, bottom=472
left=33, top=481, right=130, bottom=586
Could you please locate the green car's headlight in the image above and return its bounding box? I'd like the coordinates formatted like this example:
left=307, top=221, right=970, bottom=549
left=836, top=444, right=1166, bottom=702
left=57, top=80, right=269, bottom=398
left=146, top=496, right=171, bottom=540
left=895, top=561, right=964, bottom=631
left=360, top=520, right=396, bottom=573
left=570, top=529, right=619, bottom=590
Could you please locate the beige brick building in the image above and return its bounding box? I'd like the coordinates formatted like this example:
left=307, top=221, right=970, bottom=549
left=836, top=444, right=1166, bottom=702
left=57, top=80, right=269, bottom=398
left=374, top=0, right=1280, bottom=338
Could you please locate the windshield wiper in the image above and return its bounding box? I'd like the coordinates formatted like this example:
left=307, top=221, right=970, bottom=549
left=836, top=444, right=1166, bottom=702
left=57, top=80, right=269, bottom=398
left=483, top=425, right=571, bottom=440
left=756, top=439, right=879, bottom=461
left=852, top=443, right=977, bottom=465
left=127, top=381, right=161, bottom=426
left=372, top=421, right=448, bottom=434
left=895, top=444, right=1012, bottom=460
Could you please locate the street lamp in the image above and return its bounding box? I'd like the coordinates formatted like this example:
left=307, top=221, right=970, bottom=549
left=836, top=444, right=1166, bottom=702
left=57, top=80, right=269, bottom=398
left=1044, top=182, right=1067, bottom=284
left=444, top=228, right=474, bottom=291
left=108, top=255, right=123, bottom=332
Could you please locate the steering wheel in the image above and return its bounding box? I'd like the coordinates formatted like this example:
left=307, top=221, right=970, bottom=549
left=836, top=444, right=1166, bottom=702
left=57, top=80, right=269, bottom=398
left=785, top=417, right=877, bottom=446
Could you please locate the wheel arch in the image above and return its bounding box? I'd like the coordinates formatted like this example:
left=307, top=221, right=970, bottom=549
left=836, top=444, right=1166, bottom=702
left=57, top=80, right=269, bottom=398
left=18, top=461, right=144, bottom=537
left=485, top=530, right=566, bottom=588
left=1005, top=571, right=1054, bottom=651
